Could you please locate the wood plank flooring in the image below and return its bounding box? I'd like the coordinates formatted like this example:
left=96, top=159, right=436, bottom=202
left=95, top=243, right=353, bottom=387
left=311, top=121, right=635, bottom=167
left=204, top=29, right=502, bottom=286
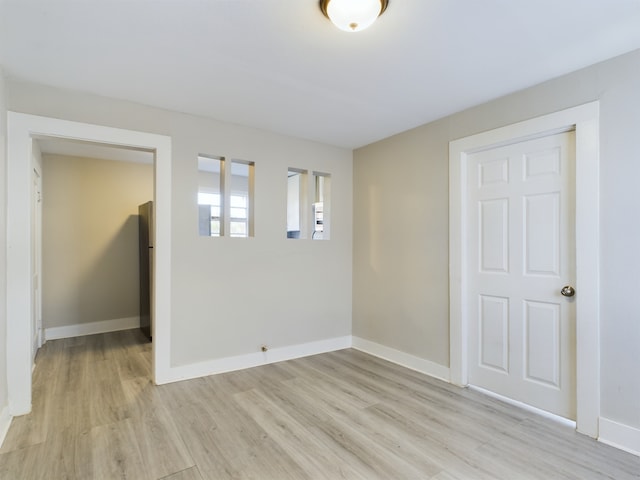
left=0, top=329, right=638, bottom=479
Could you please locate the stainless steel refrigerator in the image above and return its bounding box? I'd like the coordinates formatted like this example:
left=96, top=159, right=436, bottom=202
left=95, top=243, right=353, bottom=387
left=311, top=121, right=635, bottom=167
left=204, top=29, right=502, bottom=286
left=138, top=201, right=153, bottom=341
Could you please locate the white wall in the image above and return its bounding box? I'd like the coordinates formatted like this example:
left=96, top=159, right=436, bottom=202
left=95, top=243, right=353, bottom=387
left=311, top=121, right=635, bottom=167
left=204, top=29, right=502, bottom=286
left=0, top=67, right=10, bottom=436
left=6, top=81, right=353, bottom=369
left=354, top=49, right=640, bottom=437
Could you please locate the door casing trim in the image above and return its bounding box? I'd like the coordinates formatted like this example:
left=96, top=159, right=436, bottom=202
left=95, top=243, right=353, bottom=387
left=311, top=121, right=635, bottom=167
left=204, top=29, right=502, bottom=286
left=7, top=112, right=172, bottom=415
left=449, top=102, right=600, bottom=437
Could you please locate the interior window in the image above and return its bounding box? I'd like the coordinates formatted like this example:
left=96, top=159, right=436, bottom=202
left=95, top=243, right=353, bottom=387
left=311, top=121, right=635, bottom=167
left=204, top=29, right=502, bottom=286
left=312, top=172, right=331, bottom=240
left=230, top=160, right=255, bottom=238
left=198, top=155, right=224, bottom=237
left=287, top=168, right=307, bottom=239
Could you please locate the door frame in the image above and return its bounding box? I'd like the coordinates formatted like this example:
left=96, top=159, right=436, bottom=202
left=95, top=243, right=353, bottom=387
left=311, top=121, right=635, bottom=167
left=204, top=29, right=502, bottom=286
left=449, top=102, right=600, bottom=437
left=31, top=162, right=43, bottom=359
left=7, top=112, right=172, bottom=416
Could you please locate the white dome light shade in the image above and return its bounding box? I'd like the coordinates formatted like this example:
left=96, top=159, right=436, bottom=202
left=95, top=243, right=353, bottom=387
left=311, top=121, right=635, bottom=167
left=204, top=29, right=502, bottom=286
left=321, top=0, right=388, bottom=32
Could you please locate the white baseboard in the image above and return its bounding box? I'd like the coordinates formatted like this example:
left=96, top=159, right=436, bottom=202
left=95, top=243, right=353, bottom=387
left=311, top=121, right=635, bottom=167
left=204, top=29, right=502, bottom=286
left=352, top=336, right=450, bottom=383
left=599, top=417, right=640, bottom=457
left=161, top=335, right=353, bottom=384
left=44, top=316, right=140, bottom=341
left=0, top=405, right=13, bottom=449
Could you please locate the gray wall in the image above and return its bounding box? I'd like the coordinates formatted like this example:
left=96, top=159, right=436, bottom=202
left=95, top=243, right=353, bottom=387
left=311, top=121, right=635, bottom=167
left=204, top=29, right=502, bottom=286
left=353, top=48, right=640, bottom=430
left=0, top=67, right=8, bottom=419
left=41, top=154, right=153, bottom=329
left=6, top=81, right=354, bottom=367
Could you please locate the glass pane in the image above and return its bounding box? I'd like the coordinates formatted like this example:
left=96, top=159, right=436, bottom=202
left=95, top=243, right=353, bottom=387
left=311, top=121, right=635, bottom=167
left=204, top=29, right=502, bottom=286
left=230, top=207, right=246, bottom=219
left=313, top=172, right=330, bottom=240
left=230, top=221, right=247, bottom=237
left=287, top=169, right=306, bottom=239
left=198, top=192, right=220, bottom=206
left=230, top=160, right=254, bottom=238
left=198, top=155, right=224, bottom=237
left=230, top=195, right=246, bottom=208
left=210, top=219, right=220, bottom=237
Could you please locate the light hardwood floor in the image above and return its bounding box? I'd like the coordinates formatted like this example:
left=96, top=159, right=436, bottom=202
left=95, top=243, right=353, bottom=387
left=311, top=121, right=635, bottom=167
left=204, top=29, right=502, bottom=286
left=0, top=329, right=638, bottom=479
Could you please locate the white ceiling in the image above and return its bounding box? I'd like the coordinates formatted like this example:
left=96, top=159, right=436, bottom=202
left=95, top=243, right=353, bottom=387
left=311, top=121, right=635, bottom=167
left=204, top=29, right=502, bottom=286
left=2, top=0, right=640, bottom=149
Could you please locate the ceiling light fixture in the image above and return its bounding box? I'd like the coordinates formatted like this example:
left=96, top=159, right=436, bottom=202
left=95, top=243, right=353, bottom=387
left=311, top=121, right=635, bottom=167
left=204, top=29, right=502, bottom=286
left=320, top=0, right=389, bottom=33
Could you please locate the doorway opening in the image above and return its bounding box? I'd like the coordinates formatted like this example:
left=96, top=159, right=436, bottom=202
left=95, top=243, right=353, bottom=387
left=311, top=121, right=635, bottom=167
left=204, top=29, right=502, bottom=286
left=37, top=138, right=154, bottom=346
left=7, top=112, right=172, bottom=416
left=448, top=102, right=600, bottom=438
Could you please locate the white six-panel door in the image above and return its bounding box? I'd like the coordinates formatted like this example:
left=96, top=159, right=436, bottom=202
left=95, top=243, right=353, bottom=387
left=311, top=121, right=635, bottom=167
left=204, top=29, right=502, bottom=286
left=467, top=131, right=576, bottom=419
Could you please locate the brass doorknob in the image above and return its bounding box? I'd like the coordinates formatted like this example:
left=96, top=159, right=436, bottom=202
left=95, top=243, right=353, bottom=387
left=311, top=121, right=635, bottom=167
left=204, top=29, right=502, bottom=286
left=560, top=285, right=576, bottom=297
